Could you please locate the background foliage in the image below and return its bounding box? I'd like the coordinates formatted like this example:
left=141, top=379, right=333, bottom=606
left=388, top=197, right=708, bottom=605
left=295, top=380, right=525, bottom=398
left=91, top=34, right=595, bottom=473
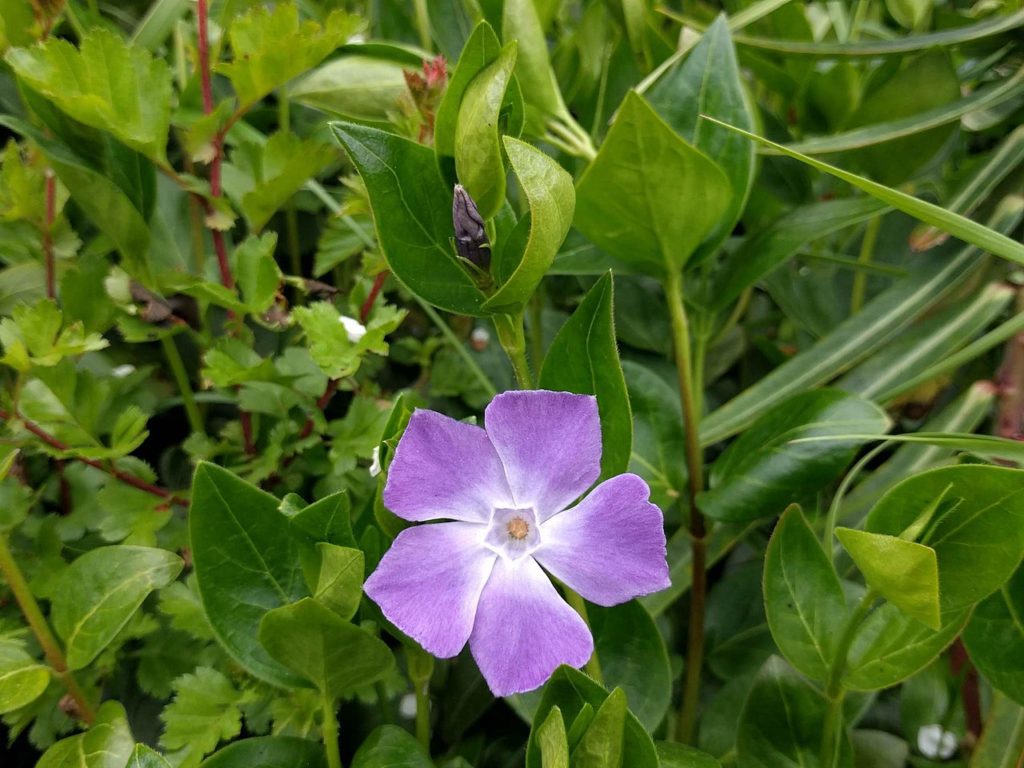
left=0, top=0, right=1022, bottom=766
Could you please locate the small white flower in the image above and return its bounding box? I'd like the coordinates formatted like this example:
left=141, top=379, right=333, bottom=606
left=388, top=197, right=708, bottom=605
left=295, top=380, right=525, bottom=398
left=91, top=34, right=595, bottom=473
left=369, top=445, right=382, bottom=477
left=398, top=692, right=417, bottom=719
left=112, top=364, right=136, bottom=378
left=470, top=327, right=490, bottom=351
left=339, top=315, right=367, bottom=343
left=917, top=724, right=957, bottom=760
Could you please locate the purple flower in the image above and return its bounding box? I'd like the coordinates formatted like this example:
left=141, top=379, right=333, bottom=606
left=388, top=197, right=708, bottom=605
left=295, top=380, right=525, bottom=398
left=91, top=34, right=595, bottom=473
left=364, top=390, right=670, bottom=696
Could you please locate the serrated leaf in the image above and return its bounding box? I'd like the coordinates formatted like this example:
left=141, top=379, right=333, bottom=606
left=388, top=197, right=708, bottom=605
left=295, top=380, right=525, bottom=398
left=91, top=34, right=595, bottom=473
left=234, top=233, right=281, bottom=314
left=160, top=667, right=243, bottom=764
left=6, top=29, right=172, bottom=162
left=292, top=301, right=405, bottom=380
left=202, top=338, right=275, bottom=388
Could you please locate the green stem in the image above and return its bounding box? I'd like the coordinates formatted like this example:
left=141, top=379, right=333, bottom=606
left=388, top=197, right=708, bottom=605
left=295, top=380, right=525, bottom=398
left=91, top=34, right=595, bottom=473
left=666, top=270, right=708, bottom=744
left=530, top=288, right=545, bottom=374
left=823, top=442, right=889, bottom=560
left=321, top=692, right=342, bottom=768
left=820, top=589, right=878, bottom=766
left=160, top=335, right=204, bottom=435
left=415, top=298, right=496, bottom=397
left=0, top=534, right=96, bottom=725
left=493, top=313, right=534, bottom=389
left=413, top=0, right=432, bottom=51
left=414, top=678, right=430, bottom=750
left=850, top=216, right=881, bottom=313
left=564, top=589, right=604, bottom=685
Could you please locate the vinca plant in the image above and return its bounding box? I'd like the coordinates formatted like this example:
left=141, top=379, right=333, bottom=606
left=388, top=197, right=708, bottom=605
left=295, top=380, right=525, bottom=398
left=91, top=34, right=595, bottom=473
left=0, top=0, right=1023, bottom=767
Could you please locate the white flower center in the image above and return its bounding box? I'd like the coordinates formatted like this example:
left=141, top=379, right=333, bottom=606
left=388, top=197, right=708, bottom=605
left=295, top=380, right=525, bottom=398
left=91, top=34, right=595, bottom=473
left=484, top=506, right=540, bottom=560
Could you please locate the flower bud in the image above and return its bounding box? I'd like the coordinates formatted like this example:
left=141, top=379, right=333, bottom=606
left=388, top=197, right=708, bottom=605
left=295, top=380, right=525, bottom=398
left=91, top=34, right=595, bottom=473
left=452, top=184, right=491, bottom=269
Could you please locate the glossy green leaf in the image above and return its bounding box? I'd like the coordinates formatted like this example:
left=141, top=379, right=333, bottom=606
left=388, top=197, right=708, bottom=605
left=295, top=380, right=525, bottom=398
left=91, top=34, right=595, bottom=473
left=291, top=55, right=411, bottom=123
left=482, top=137, right=574, bottom=312
left=51, top=545, right=182, bottom=670
left=737, top=656, right=853, bottom=767
left=37, top=701, right=134, bottom=768
left=200, top=737, right=326, bottom=768
left=836, top=529, right=940, bottom=629
left=655, top=742, right=721, bottom=767
left=575, top=92, right=731, bottom=276
left=701, top=389, right=889, bottom=523
left=190, top=462, right=308, bottom=688
left=0, top=640, right=49, bottom=714
left=705, top=117, right=1024, bottom=266
left=259, top=598, right=393, bottom=697
left=963, top=564, right=1024, bottom=706
left=351, top=725, right=433, bottom=768
left=332, top=122, right=488, bottom=315
left=763, top=506, right=847, bottom=681
left=526, top=666, right=658, bottom=768
left=502, top=0, right=565, bottom=131
left=314, top=543, right=364, bottom=621
left=865, top=465, right=1024, bottom=613
left=286, top=490, right=358, bottom=549
left=539, top=273, right=632, bottom=478
left=538, top=707, right=569, bottom=768
left=571, top=687, right=627, bottom=767
left=849, top=730, right=908, bottom=768
left=969, top=694, right=1024, bottom=768
left=126, top=745, right=173, bottom=768
left=6, top=29, right=172, bottom=162
left=622, top=361, right=685, bottom=509
left=647, top=15, right=755, bottom=259
left=219, top=4, right=361, bottom=107
left=842, top=602, right=968, bottom=690
left=454, top=42, right=517, bottom=219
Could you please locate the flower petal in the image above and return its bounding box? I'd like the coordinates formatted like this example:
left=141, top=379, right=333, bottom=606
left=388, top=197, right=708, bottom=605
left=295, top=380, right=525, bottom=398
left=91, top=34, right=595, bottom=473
left=535, top=474, right=669, bottom=606
left=469, top=556, right=593, bottom=696
left=365, top=522, right=495, bottom=658
left=384, top=409, right=514, bottom=522
left=484, top=391, right=601, bottom=519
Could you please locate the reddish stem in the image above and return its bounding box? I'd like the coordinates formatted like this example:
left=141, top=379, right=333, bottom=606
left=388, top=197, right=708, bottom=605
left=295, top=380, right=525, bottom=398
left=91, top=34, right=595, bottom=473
left=950, top=639, right=982, bottom=740
left=240, top=411, right=255, bottom=456
left=360, top=271, right=389, bottom=324
left=43, top=171, right=56, bottom=299
left=297, top=380, right=339, bottom=442
left=0, top=409, right=188, bottom=506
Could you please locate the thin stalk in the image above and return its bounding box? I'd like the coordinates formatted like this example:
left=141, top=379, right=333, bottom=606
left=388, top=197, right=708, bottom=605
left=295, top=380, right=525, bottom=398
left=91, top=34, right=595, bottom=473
left=493, top=313, right=534, bottom=389
left=321, top=692, right=342, bottom=768
left=850, top=216, right=881, bottom=313
left=43, top=171, right=56, bottom=300
left=414, top=677, right=431, bottom=750
left=564, top=588, right=604, bottom=685
left=160, top=335, right=204, bottom=434
left=0, top=534, right=96, bottom=725
left=413, top=0, right=432, bottom=50
left=820, top=589, right=878, bottom=766
left=415, top=299, right=496, bottom=397
left=666, top=270, right=708, bottom=744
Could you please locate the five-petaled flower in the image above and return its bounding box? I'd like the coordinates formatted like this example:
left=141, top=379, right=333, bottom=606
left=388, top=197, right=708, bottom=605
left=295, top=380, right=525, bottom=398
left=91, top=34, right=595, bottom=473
left=364, top=390, right=670, bottom=696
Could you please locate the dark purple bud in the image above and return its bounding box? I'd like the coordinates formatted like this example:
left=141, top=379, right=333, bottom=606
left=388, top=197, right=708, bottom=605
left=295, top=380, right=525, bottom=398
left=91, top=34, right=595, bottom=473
left=452, top=184, right=491, bottom=269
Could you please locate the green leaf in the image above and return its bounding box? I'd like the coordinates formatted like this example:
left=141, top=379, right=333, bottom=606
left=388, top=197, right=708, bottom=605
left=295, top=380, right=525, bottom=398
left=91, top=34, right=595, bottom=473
left=502, top=0, right=566, bottom=131
left=575, top=92, right=731, bottom=276
left=292, top=301, right=406, bottom=379
left=701, top=389, right=890, bottom=523
left=655, top=743, right=721, bottom=768
left=538, top=707, right=569, bottom=768
left=234, top=234, right=282, bottom=314
left=126, top=745, right=173, bottom=768
left=351, top=725, right=433, bottom=768
left=0, top=299, right=108, bottom=371
left=969, top=694, right=1024, bottom=768
left=482, top=136, right=574, bottom=312
left=836, top=529, right=940, bottom=630
left=291, top=55, right=412, bottom=123
left=313, top=543, right=364, bottom=621
left=51, top=545, right=182, bottom=670
left=259, top=598, right=394, bottom=698
left=539, top=273, right=631, bottom=478
left=222, top=133, right=336, bottom=233
left=526, top=666, right=658, bottom=768
left=647, top=15, right=755, bottom=260
left=6, top=29, right=172, bottom=162
left=37, top=701, right=134, bottom=768
left=704, top=117, right=1024, bottom=267
left=763, top=506, right=847, bottom=681
left=160, top=667, right=243, bottom=762
left=200, top=737, right=327, bottom=768
left=737, top=656, right=853, bottom=768
left=865, top=465, right=1024, bottom=613
left=454, top=42, right=517, bottom=219
left=842, top=601, right=968, bottom=690
left=285, top=491, right=357, bottom=549
left=219, top=4, right=361, bottom=107
left=190, top=462, right=308, bottom=688
left=0, top=640, right=49, bottom=715
left=571, top=687, right=627, bottom=767
left=332, top=121, right=488, bottom=315
left=963, top=564, right=1024, bottom=706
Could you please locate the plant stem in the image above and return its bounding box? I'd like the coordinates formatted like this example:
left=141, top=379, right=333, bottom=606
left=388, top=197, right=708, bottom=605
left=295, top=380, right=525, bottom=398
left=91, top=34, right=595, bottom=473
left=321, top=692, right=342, bottom=768
left=0, top=534, right=96, bottom=725
left=413, top=0, right=432, bottom=51
left=820, top=589, right=877, bottom=766
left=43, top=171, right=56, bottom=300
left=160, top=335, right=203, bottom=435
left=415, top=299, right=496, bottom=397
left=564, top=588, right=604, bottom=686
left=493, top=313, right=534, bottom=389
left=850, top=216, right=880, bottom=313
left=666, top=270, right=708, bottom=744
left=414, top=677, right=431, bottom=750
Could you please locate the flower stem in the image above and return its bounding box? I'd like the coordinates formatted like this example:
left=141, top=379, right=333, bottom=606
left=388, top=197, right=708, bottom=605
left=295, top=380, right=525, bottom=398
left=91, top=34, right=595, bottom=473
left=321, top=691, right=342, bottom=768
left=0, top=533, right=96, bottom=725
left=160, top=335, right=203, bottom=435
left=820, top=589, right=877, bottom=766
left=564, top=588, right=604, bottom=686
left=665, top=269, right=708, bottom=744
left=493, top=313, right=534, bottom=389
